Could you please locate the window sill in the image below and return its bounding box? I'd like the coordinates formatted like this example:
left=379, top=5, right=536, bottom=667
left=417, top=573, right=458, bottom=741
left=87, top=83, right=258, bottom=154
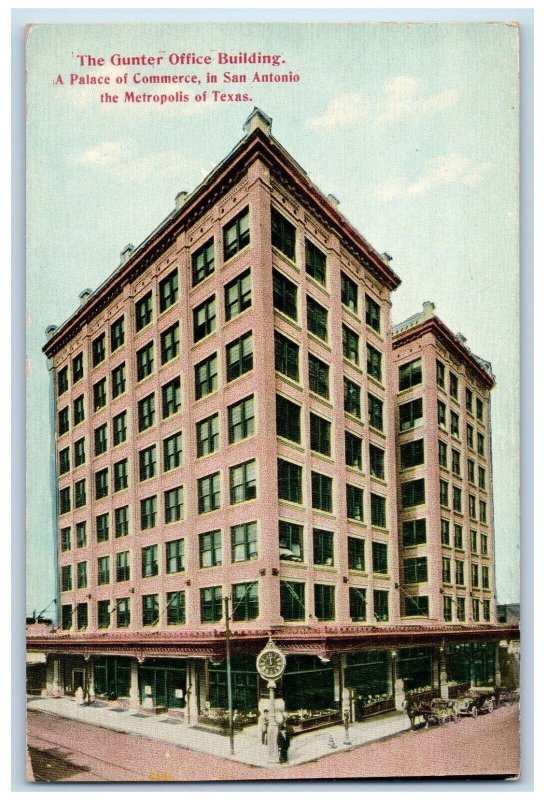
left=367, top=374, right=384, bottom=392
left=272, top=246, right=299, bottom=273
left=307, top=331, right=331, bottom=352
left=306, top=273, right=330, bottom=298
left=223, top=242, right=252, bottom=269
left=343, top=357, right=362, bottom=375
left=275, top=371, right=303, bottom=392
left=274, top=310, right=301, bottom=332
left=309, top=392, right=333, bottom=409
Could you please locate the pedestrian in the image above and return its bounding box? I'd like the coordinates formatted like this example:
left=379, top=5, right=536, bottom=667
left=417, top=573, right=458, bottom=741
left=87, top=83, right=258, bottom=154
left=261, top=709, right=269, bottom=745
left=277, top=724, right=291, bottom=764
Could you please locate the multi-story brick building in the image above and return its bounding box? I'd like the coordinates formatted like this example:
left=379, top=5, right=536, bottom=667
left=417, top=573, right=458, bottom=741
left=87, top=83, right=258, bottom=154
left=30, top=109, right=516, bottom=731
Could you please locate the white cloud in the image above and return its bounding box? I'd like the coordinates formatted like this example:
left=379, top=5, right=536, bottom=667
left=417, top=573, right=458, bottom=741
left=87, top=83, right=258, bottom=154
left=308, top=76, right=460, bottom=130
left=72, top=140, right=191, bottom=183
left=376, top=154, right=492, bottom=202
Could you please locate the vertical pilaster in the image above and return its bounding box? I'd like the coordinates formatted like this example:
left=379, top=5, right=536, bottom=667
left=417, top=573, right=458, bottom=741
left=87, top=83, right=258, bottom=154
left=129, top=659, right=140, bottom=708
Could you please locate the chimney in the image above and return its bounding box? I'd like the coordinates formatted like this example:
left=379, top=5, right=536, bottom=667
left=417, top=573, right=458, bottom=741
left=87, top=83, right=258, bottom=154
left=327, top=193, right=340, bottom=210
left=456, top=332, right=467, bottom=345
left=175, top=191, right=188, bottom=209
left=381, top=252, right=393, bottom=263
left=119, top=244, right=134, bottom=266
left=78, top=289, right=93, bottom=307
left=422, top=301, right=435, bottom=318
left=243, top=107, right=272, bottom=136
left=45, top=324, right=57, bottom=340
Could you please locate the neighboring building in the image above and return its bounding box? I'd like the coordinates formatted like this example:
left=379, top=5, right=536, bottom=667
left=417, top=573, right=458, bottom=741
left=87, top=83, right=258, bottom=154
left=497, top=604, right=520, bottom=625
left=30, top=109, right=518, bottom=731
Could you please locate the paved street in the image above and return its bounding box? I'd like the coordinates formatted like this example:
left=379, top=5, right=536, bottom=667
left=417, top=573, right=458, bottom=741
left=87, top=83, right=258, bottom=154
left=27, top=703, right=520, bottom=783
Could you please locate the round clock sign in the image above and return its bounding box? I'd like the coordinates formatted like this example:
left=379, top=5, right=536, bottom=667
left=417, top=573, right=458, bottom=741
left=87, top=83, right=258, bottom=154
left=256, top=640, right=286, bottom=681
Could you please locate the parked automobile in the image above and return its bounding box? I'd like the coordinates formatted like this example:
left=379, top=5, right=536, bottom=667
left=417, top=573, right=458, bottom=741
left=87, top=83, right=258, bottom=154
left=406, top=697, right=458, bottom=729
left=452, top=688, right=497, bottom=717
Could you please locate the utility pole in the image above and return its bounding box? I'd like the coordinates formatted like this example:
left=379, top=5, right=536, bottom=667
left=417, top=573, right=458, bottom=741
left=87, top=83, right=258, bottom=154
left=224, top=596, right=235, bottom=756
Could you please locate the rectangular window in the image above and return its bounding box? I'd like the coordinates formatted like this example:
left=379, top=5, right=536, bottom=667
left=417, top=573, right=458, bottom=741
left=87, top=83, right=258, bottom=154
left=449, top=372, right=458, bottom=400
left=365, top=295, right=380, bottom=332
left=193, top=296, right=216, bottom=342
left=403, top=519, right=426, bottom=547
left=61, top=565, right=72, bottom=592
left=313, top=528, right=334, bottom=566
left=279, top=521, right=304, bottom=562
left=97, top=599, right=110, bottom=629
left=341, top=272, right=358, bottom=313
left=166, top=539, right=185, bottom=574
left=135, top=291, right=153, bottom=331
left=467, top=424, right=474, bottom=449
left=455, top=560, right=464, bottom=586
left=344, top=378, right=361, bottom=418
left=161, top=323, right=180, bottom=365
left=307, top=296, right=328, bottom=341
left=60, top=526, right=71, bottom=552
left=404, top=556, right=428, bottom=584
left=369, top=444, right=384, bottom=479
left=371, top=493, right=386, bottom=528
left=467, top=458, right=476, bottom=484
left=482, top=565, right=490, bottom=589
left=373, top=589, right=389, bottom=622
left=274, top=331, right=299, bottom=381
left=111, top=362, right=126, bottom=398
left=349, top=588, right=367, bottom=622
left=57, top=366, right=69, bottom=396
left=276, top=395, right=301, bottom=443
left=312, top=471, right=333, bottom=512
left=159, top=268, right=179, bottom=311
left=59, top=447, right=70, bottom=475
left=468, top=494, right=476, bottom=519
left=476, top=397, right=484, bottom=421
left=439, top=479, right=449, bottom=507
left=228, top=396, right=255, bottom=444
left=438, top=440, right=448, bottom=468
left=436, top=360, right=445, bottom=388
left=401, top=478, right=425, bottom=508
left=167, top=591, right=186, bottom=626
left=480, top=500, right=487, bottom=523
left=441, top=519, right=450, bottom=546
left=471, top=563, right=480, bottom=588
left=451, top=411, right=459, bottom=437
left=92, top=333, right=106, bottom=367
left=138, top=394, right=155, bottom=432
left=230, top=460, right=256, bottom=504
left=116, top=551, right=130, bottom=583
left=231, top=522, right=258, bottom=562
left=58, top=407, right=69, bottom=436
left=74, top=438, right=85, bottom=467
left=309, top=354, right=329, bottom=398
left=404, top=597, right=429, bottom=618
left=76, top=603, right=88, bottom=630
left=472, top=599, right=480, bottom=622
left=113, top=459, right=128, bottom=491
left=97, top=556, right=110, bottom=585
left=140, top=495, right=157, bottom=530
left=310, top=413, right=331, bottom=456
left=200, top=586, right=223, bottom=623
left=192, top=238, right=215, bottom=286
left=115, top=506, right=129, bottom=537
left=223, top=207, right=250, bottom=260
left=232, top=582, right=259, bottom=621
left=95, top=469, right=108, bottom=500
left=457, top=597, right=466, bottom=622
left=399, top=398, right=423, bottom=431
left=59, top=486, right=71, bottom=514
left=73, top=395, right=85, bottom=425
left=225, top=268, right=251, bottom=320
left=466, top=388, right=473, bottom=413
left=142, top=544, right=158, bottom=578
left=226, top=331, right=253, bottom=381
left=112, top=411, right=127, bottom=445
left=400, top=439, right=424, bottom=469
left=163, top=432, right=182, bottom=471
left=72, top=353, right=84, bottom=383
left=345, top=431, right=362, bottom=470
left=454, top=524, right=463, bottom=549
left=142, top=594, right=159, bottom=627
left=478, top=466, right=486, bottom=490
left=348, top=537, right=365, bottom=571
left=117, top=597, right=130, bottom=627
left=305, top=239, right=326, bottom=284
left=271, top=207, right=295, bottom=260
left=199, top=530, right=223, bottom=567
left=272, top=269, right=297, bottom=320
left=195, top=353, right=218, bottom=399
left=314, top=584, right=335, bottom=621
left=453, top=485, right=462, bottom=512
left=278, top=459, right=302, bottom=504
left=111, top=316, right=125, bottom=351
left=197, top=414, right=219, bottom=457
left=280, top=581, right=305, bottom=621
left=483, top=600, right=490, bottom=622
left=139, top=444, right=156, bottom=481
left=438, top=401, right=447, bottom=427
left=165, top=486, right=183, bottom=523
left=162, top=377, right=181, bottom=418
left=481, top=533, right=488, bottom=556
left=372, top=542, right=388, bottom=574
left=442, top=556, right=452, bottom=583
left=342, top=325, right=359, bottom=365
left=75, top=520, right=87, bottom=548
left=96, top=513, right=109, bottom=543
left=368, top=394, right=383, bottom=431
left=93, top=379, right=107, bottom=411
left=198, top=472, right=221, bottom=514
left=77, top=561, right=88, bottom=589
left=346, top=483, right=364, bottom=521
left=477, top=432, right=485, bottom=456
left=471, top=529, right=478, bottom=553
left=399, top=358, right=422, bottom=391
left=367, top=344, right=382, bottom=382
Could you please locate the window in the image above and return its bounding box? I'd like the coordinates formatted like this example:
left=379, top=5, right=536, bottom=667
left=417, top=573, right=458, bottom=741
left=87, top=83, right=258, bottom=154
left=455, top=560, right=464, bottom=586
left=482, top=565, right=490, bottom=589
left=73, top=395, right=85, bottom=425
left=97, top=556, right=110, bottom=585
left=341, top=272, right=358, bottom=313
left=371, top=494, right=386, bottom=528
left=309, top=354, right=329, bottom=398
left=224, top=207, right=250, bottom=260
left=468, top=459, right=475, bottom=484
left=471, top=563, right=479, bottom=588
left=342, top=325, right=359, bottom=365
left=192, top=238, right=214, bottom=286
left=438, top=440, right=448, bottom=468
left=372, top=542, right=388, bottom=574
left=112, top=411, right=127, bottom=445
left=477, top=432, right=485, bottom=456
left=166, top=538, right=185, bottom=573
left=400, top=398, right=423, bottom=431
left=451, top=411, right=459, bottom=437
left=72, top=440, right=85, bottom=470
left=345, top=432, right=362, bottom=470
left=278, top=459, right=302, bottom=504
left=399, top=358, right=422, bottom=391
left=201, top=586, right=223, bottom=622
left=274, top=331, right=299, bottom=381
left=230, top=460, right=256, bottom=504
left=404, top=556, right=427, bottom=583
left=483, top=599, right=491, bottom=622
left=97, top=600, right=110, bottom=629
left=312, top=471, right=333, bottom=512
left=161, top=323, right=180, bottom=365
left=449, top=372, right=458, bottom=400
left=469, top=494, right=477, bottom=519
left=231, top=522, right=258, bottom=562
left=467, top=424, right=474, bottom=449
left=442, top=556, right=452, bottom=583
left=159, top=268, right=179, bottom=311
left=365, top=295, right=380, bottom=332
left=198, top=472, right=221, bottom=513
left=438, top=401, right=447, bottom=427
left=113, top=459, right=128, bottom=491
left=276, top=395, right=301, bottom=443
left=403, top=519, right=426, bottom=547
left=273, top=269, right=297, bottom=320
left=367, top=345, right=382, bottom=383
left=373, top=590, right=389, bottom=622
left=307, top=296, right=328, bottom=341
left=115, top=506, right=129, bottom=537
left=96, top=513, right=109, bottom=543
left=305, top=239, right=326, bottom=284
left=478, top=466, right=486, bottom=490
left=140, top=495, right=157, bottom=530
left=111, top=316, right=125, bottom=351
left=436, top=360, right=445, bottom=389
left=95, top=469, right=108, bottom=500
left=77, top=603, right=88, bottom=630
left=195, top=353, right=218, bottom=399
left=344, top=378, right=361, bottom=418
left=310, top=413, right=331, bottom=456
left=472, top=599, right=480, bottom=622
left=279, top=521, right=303, bottom=562
left=271, top=207, right=295, bottom=260
left=139, top=445, right=156, bottom=481
left=61, top=565, right=72, bottom=591
left=401, top=478, right=425, bottom=508
left=193, top=296, right=216, bottom=342
left=228, top=396, right=255, bottom=443
left=163, top=432, right=182, bottom=471
left=451, top=449, right=462, bottom=476
left=439, top=479, right=449, bottom=507
left=457, top=597, right=466, bottom=622
left=77, top=561, right=87, bottom=589
left=346, top=483, right=364, bottom=521
left=280, top=581, right=305, bottom=621
left=72, top=353, right=84, bottom=383
left=138, top=394, right=155, bottom=431
left=57, top=366, right=69, bottom=396
left=92, top=333, right=106, bottom=367
left=60, top=526, right=71, bottom=552
left=400, top=439, right=424, bottom=469
left=232, top=582, right=259, bottom=621
left=197, top=414, right=219, bottom=457
left=404, top=597, right=429, bottom=617
left=116, top=551, right=130, bottom=582
left=59, top=447, right=70, bottom=475
left=59, top=487, right=71, bottom=514
left=162, top=377, right=181, bottom=418
left=58, top=407, right=69, bottom=436
left=466, top=388, right=473, bottom=413
left=367, top=394, right=383, bottom=431
left=471, top=529, right=478, bottom=553
left=348, top=537, right=365, bottom=571
left=454, top=524, right=463, bottom=549
left=476, top=397, right=484, bottom=421
left=165, top=486, right=183, bottom=523
left=111, top=362, right=126, bottom=398
left=453, top=485, right=462, bottom=513
left=142, top=544, right=158, bottom=578
left=369, top=444, right=384, bottom=479
left=481, top=533, right=488, bottom=556
left=441, top=519, right=450, bottom=546
left=226, top=332, right=253, bottom=381
left=349, top=588, right=367, bottom=622
left=135, top=291, right=153, bottom=331
left=480, top=500, right=487, bottom=523
left=225, top=268, right=251, bottom=320
left=93, top=378, right=107, bottom=411
left=74, top=522, right=86, bottom=551
left=142, top=594, right=159, bottom=626
left=314, top=584, right=335, bottom=621
left=117, top=597, right=130, bottom=627
left=313, top=528, right=334, bottom=566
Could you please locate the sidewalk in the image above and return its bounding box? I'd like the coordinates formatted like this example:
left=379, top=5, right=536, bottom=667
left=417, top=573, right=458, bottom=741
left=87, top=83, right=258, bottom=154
left=27, top=696, right=411, bottom=768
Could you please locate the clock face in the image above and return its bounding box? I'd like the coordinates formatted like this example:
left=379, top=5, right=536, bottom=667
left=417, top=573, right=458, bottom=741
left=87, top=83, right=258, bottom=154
left=257, top=649, right=286, bottom=679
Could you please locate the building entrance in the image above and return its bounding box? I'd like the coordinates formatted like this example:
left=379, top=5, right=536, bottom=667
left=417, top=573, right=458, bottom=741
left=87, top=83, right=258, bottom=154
left=138, top=658, right=187, bottom=709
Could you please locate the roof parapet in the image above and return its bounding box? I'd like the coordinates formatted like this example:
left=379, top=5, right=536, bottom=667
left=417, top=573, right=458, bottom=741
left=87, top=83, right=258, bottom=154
left=78, top=288, right=93, bottom=306
left=119, top=244, right=135, bottom=266
left=243, top=107, right=272, bottom=136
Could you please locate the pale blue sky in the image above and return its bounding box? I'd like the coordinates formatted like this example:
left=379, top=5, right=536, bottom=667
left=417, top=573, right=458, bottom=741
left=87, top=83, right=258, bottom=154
left=25, top=22, right=519, bottom=613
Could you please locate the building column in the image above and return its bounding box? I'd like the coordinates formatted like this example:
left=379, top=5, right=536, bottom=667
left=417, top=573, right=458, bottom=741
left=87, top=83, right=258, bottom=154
left=46, top=655, right=62, bottom=696
left=439, top=648, right=449, bottom=700
left=494, top=643, right=502, bottom=687
left=186, top=660, right=199, bottom=725
left=390, top=650, right=406, bottom=711
left=85, top=655, right=95, bottom=701
left=129, top=659, right=140, bottom=708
